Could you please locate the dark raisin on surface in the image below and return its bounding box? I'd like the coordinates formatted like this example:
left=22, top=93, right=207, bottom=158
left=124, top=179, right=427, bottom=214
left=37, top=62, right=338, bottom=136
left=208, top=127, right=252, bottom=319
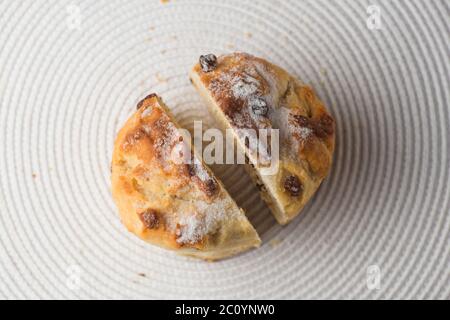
left=290, top=113, right=334, bottom=138
left=314, top=114, right=335, bottom=138
left=186, top=163, right=218, bottom=197
left=199, top=54, right=218, bottom=72
left=136, top=100, right=145, bottom=110
left=243, top=137, right=251, bottom=149
left=284, top=175, right=302, bottom=197
left=250, top=98, right=268, bottom=116
left=187, top=163, right=196, bottom=177
left=203, top=178, right=218, bottom=197
left=186, top=156, right=198, bottom=176
left=136, top=93, right=157, bottom=109
left=139, top=209, right=160, bottom=229
left=291, top=114, right=310, bottom=127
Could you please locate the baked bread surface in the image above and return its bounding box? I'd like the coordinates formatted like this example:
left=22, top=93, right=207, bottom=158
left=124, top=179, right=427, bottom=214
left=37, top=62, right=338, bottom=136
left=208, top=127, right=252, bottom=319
left=190, top=53, right=335, bottom=224
left=111, top=94, right=260, bottom=260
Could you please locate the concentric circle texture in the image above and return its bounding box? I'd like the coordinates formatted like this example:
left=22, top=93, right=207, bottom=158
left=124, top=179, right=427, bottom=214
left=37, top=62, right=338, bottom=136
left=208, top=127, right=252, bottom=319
left=0, top=0, right=449, bottom=299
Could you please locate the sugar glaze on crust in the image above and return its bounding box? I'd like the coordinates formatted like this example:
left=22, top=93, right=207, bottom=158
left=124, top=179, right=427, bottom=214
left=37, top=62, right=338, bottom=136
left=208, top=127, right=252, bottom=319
left=111, top=94, right=260, bottom=260
left=190, top=52, right=335, bottom=224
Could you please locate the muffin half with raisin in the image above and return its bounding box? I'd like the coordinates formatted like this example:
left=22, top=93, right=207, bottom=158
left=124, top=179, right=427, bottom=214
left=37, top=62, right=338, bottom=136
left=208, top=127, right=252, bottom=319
left=190, top=52, right=335, bottom=224
left=111, top=94, right=260, bottom=260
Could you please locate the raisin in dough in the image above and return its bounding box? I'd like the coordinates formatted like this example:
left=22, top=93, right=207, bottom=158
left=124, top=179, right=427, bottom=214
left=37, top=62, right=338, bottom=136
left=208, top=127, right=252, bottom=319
left=111, top=94, right=260, bottom=260
left=190, top=53, right=335, bottom=224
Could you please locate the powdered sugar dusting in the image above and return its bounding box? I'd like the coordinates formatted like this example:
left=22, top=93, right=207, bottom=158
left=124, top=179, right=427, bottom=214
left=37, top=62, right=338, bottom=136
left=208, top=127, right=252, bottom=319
left=231, top=73, right=260, bottom=99
left=192, top=157, right=211, bottom=182
left=176, top=197, right=240, bottom=245
left=148, top=110, right=186, bottom=170
left=208, top=58, right=270, bottom=111
left=206, top=53, right=311, bottom=158
left=295, top=126, right=313, bottom=140
left=269, top=106, right=289, bottom=138
left=254, top=61, right=277, bottom=106
left=226, top=111, right=250, bottom=128
left=169, top=138, right=190, bottom=164
left=176, top=214, right=204, bottom=245
left=207, top=57, right=277, bottom=133
left=270, top=106, right=312, bottom=154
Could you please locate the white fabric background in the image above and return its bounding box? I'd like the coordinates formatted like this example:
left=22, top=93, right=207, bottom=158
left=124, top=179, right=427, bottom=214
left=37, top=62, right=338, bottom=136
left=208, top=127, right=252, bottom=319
left=0, top=0, right=448, bottom=299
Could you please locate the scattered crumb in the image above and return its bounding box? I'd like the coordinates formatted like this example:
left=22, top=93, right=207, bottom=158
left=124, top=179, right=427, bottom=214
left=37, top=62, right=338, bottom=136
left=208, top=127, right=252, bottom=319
left=161, top=49, right=166, bottom=55
left=138, top=273, right=146, bottom=277
left=149, top=26, right=155, bottom=31
left=160, top=0, right=170, bottom=4
left=32, top=173, right=37, bottom=179
left=155, top=72, right=167, bottom=83
left=171, top=35, right=178, bottom=41
left=269, top=238, right=282, bottom=248
left=244, top=32, right=252, bottom=38
left=226, top=43, right=235, bottom=49
left=319, top=68, right=327, bottom=86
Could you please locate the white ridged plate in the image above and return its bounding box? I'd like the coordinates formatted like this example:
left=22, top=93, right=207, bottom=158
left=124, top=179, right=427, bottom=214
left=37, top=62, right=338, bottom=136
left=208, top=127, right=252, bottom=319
left=0, top=0, right=449, bottom=299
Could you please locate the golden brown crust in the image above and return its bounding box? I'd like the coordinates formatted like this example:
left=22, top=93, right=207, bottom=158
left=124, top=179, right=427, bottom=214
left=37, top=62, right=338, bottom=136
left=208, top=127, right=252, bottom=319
left=111, top=94, right=260, bottom=259
left=191, top=52, right=335, bottom=224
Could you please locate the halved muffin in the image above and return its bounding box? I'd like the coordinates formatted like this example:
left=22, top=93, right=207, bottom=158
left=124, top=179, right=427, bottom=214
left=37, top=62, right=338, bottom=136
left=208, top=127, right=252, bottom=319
left=111, top=94, right=260, bottom=260
left=190, top=53, right=335, bottom=224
